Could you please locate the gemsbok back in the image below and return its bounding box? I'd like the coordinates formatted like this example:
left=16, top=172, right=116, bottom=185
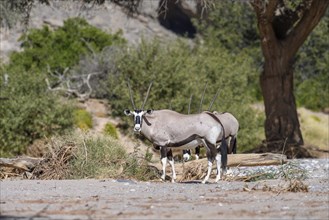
left=124, top=82, right=228, bottom=183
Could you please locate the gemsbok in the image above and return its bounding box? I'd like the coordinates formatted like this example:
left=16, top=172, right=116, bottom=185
left=213, top=111, right=239, bottom=154
left=124, top=82, right=228, bottom=183
left=184, top=111, right=239, bottom=160
left=183, top=88, right=239, bottom=161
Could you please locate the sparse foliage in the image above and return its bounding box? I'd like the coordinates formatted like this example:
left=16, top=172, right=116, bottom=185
left=73, top=109, right=93, bottom=131
left=103, top=123, right=119, bottom=139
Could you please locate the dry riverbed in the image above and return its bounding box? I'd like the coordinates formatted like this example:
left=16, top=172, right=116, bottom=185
left=1, top=159, right=328, bottom=219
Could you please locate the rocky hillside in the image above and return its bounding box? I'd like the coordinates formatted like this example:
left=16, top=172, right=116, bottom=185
left=0, top=0, right=201, bottom=62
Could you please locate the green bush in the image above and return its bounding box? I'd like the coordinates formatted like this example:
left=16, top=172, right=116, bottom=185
left=73, top=109, right=93, bottom=130
left=8, top=17, right=126, bottom=73
left=0, top=70, right=74, bottom=157
left=296, top=73, right=329, bottom=111
left=294, top=13, right=329, bottom=111
left=103, top=123, right=119, bottom=139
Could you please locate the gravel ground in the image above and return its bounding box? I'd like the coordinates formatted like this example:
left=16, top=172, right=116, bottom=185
left=0, top=159, right=328, bottom=220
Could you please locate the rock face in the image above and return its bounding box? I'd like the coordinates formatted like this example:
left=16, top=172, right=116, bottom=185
left=0, top=0, right=201, bottom=63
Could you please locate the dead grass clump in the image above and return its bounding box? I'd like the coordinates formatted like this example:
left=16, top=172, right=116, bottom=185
left=1, top=131, right=161, bottom=181
left=0, top=156, right=44, bottom=179
left=26, top=139, right=49, bottom=157
left=243, top=179, right=309, bottom=193
left=284, top=179, right=309, bottom=192
left=32, top=138, right=77, bottom=180
left=0, top=167, right=24, bottom=179
left=179, top=163, right=205, bottom=182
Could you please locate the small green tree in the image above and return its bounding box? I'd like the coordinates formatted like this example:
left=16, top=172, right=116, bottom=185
left=8, top=17, right=126, bottom=73
left=0, top=70, right=74, bottom=156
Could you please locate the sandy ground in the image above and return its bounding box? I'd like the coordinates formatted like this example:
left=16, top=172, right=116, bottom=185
left=1, top=159, right=328, bottom=220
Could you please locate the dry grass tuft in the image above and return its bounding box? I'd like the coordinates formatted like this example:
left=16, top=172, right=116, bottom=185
left=299, top=107, right=328, bottom=151
left=179, top=163, right=205, bottom=181
left=31, top=138, right=77, bottom=180
left=0, top=167, right=24, bottom=179
left=284, top=179, right=309, bottom=192
left=243, top=179, right=309, bottom=193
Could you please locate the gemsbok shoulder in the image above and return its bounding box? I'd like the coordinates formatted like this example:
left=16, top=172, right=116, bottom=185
left=124, top=82, right=228, bottom=183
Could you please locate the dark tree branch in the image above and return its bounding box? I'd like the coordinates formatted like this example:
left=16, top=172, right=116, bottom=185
left=250, top=0, right=280, bottom=60
left=284, top=0, right=329, bottom=58
left=272, top=0, right=301, bottom=39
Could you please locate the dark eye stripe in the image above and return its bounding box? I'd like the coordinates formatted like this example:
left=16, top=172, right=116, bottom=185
left=135, top=115, right=141, bottom=124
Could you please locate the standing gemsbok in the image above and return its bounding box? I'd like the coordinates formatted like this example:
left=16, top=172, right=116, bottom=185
left=124, top=82, right=228, bottom=183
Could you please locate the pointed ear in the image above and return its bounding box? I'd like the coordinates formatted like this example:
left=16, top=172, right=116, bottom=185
left=146, top=109, right=153, bottom=114
left=124, top=109, right=132, bottom=116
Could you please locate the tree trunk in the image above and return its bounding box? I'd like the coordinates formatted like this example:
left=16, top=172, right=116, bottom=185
left=251, top=0, right=329, bottom=158
left=260, top=59, right=304, bottom=156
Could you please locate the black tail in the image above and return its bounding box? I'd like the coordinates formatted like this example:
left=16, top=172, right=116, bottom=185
left=232, top=137, right=237, bottom=154
left=229, top=137, right=237, bottom=154
left=220, top=136, right=228, bottom=168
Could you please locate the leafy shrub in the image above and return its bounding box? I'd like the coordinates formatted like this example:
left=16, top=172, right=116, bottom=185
left=8, top=17, right=126, bottom=73
left=296, top=73, right=329, bottom=111
left=0, top=70, right=74, bottom=157
left=103, top=123, right=119, bottom=139
left=294, top=13, right=329, bottom=111
left=74, top=109, right=93, bottom=130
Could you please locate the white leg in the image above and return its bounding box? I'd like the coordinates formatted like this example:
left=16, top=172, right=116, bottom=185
left=183, top=153, right=190, bottom=161
left=161, top=157, right=167, bottom=180
left=202, top=160, right=213, bottom=184
left=195, top=154, right=199, bottom=160
left=215, top=153, right=222, bottom=182
left=168, top=159, right=176, bottom=183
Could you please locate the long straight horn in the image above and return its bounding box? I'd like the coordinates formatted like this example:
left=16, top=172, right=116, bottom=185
left=127, top=80, right=136, bottom=110
left=188, top=94, right=193, bottom=114
left=208, top=88, right=220, bottom=111
left=198, top=81, right=208, bottom=113
left=141, top=81, right=153, bottom=110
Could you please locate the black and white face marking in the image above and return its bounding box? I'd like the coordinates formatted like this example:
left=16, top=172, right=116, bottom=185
left=124, top=109, right=153, bottom=132
left=133, top=110, right=144, bottom=132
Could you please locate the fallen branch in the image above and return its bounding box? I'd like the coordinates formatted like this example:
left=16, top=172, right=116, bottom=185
left=182, top=153, right=287, bottom=168
left=0, top=156, right=44, bottom=171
